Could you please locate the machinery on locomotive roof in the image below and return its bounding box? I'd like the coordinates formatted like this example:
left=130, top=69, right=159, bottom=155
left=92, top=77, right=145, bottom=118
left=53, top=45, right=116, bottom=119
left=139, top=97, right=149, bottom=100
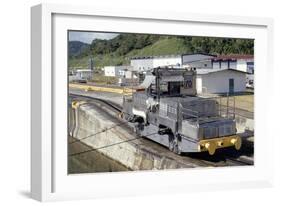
left=122, top=67, right=241, bottom=155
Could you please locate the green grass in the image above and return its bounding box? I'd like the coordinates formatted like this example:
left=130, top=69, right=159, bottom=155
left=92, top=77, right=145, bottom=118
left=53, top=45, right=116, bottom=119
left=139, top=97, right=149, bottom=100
left=91, top=74, right=118, bottom=85
left=126, top=37, right=190, bottom=57
left=69, top=37, right=191, bottom=69
left=69, top=54, right=127, bottom=69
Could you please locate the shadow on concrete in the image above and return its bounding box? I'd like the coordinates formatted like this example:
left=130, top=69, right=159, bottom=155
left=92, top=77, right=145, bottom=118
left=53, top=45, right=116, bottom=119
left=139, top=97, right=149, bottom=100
left=18, top=190, right=31, bottom=199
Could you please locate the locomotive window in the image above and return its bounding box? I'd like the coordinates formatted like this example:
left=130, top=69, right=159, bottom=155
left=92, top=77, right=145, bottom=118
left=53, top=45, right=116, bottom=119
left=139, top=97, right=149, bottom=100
left=149, top=81, right=182, bottom=97
left=160, top=82, right=168, bottom=94
left=149, top=82, right=168, bottom=95
left=184, top=79, right=193, bottom=88
left=168, top=82, right=181, bottom=95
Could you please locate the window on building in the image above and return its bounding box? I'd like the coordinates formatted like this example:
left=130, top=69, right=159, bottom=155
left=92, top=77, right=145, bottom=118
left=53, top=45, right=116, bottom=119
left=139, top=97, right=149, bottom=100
left=247, top=62, right=254, bottom=74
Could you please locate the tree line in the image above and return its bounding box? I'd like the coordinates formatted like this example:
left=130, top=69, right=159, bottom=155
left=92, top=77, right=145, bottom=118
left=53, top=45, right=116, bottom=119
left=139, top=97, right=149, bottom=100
left=71, top=33, right=254, bottom=59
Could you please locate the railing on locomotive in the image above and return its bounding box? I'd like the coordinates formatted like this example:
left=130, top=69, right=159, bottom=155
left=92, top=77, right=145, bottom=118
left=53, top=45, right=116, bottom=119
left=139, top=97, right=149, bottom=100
left=179, top=96, right=236, bottom=123
left=180, top=107, right=200, bottom=124
left=216, top=95, right=236, bottom=119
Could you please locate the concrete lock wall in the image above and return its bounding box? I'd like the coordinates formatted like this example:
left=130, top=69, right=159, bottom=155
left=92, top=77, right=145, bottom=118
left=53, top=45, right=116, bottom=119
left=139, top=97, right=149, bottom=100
left=69, top=103, right=195, bottom=171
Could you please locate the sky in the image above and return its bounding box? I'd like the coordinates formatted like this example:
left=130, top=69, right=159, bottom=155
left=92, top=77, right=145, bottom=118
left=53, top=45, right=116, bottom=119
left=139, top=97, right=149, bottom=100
left=68, top=31, right=119, bottom=44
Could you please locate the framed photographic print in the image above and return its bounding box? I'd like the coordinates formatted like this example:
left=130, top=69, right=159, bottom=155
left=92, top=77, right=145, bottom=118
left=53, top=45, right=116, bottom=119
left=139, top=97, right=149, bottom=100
left=31, top=3, right=274, bottom=201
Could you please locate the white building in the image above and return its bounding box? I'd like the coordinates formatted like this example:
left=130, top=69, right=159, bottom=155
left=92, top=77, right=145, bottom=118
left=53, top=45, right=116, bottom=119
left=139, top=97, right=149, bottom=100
left=104, top=65, right=132, bottom=77
left=182, top=53, right=215, bottom=68
left=130, top=54, right=254, bottom=74
left=211, top=55, right=254, bottom=73
left=130, top=55, right=181, bottom=72
left=130, top=53, right=251, bottom=94
left=196, top=68, right=246, bottom=94
left=69, top=69, right=93, bottom=83
left=130, top=53, right=214, bottom=72
left=124, top=70, right=138, bottom=79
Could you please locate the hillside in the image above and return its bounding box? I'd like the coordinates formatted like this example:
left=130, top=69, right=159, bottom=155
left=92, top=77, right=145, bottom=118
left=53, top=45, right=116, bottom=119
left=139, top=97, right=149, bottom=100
left=68, top=41, right=90, bottom=57
left=126, top=37, right=190, bottom=56
left=68, top=34, right=254, bottom=69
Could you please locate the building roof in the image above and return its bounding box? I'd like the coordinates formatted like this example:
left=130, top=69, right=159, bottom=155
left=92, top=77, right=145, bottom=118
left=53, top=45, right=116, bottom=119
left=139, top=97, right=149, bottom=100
left=196, top=68, right=247, bottom=75
left=212, top=54, right=253, bottom=61
left=130, top=53, right=253, bottom=62
left=130, top=53, right=216, bottom=60
left=131, top=54, right=181, bottom=60
left=182, top=52, right=217, bottom=57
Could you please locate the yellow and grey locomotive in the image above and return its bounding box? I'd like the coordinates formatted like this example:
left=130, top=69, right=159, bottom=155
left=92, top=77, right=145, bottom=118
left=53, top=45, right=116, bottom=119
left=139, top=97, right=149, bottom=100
left=123, top=67, right=241, bottom=155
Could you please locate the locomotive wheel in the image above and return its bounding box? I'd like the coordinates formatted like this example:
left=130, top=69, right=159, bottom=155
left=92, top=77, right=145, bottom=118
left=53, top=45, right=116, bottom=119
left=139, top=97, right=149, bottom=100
left=122, top=113, right=129, bottom=120
left=168, top=134, right=181, bottom=155
left=168, top=134, right=175, bottom=152
left=124, top=113, right=134, bottom=122
left=134, top=123, right=144, bottom=137
left=134, top=125, right=141, bottom=136
left=174, top=134, right=182, bottom=155
left=173, top=143, right=181, bottom=155
left=169, top=140, right=174, bottom=152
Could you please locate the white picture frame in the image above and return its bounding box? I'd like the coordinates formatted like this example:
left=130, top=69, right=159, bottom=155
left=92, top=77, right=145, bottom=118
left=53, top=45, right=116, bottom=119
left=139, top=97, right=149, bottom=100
left=31, top=3, right=274, bottom=202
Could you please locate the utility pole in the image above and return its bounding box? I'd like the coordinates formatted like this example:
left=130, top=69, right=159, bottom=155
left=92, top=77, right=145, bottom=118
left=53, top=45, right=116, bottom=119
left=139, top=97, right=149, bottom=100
left=88, top=56, right=94, bottom=81
left=88, top=56, right=94, bottom=71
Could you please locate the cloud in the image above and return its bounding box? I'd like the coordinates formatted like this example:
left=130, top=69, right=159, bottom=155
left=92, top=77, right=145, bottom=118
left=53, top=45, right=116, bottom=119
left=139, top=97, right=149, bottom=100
left=68, top=31, right=119, bottom=44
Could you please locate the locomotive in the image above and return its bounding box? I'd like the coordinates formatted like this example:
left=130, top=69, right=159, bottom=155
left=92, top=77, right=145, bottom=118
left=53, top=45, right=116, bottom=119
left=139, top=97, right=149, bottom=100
left=122, top=67, right=241, bottom=155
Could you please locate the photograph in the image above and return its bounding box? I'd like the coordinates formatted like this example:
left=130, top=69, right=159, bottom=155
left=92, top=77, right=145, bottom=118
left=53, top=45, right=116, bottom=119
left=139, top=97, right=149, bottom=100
left=67, top=31, right=254, bottom=174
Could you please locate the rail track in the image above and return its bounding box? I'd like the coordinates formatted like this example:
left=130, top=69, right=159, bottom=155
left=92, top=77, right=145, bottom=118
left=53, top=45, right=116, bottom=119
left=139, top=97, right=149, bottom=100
left=69, top=93, right=122, bottom=113
left=69, top=92, right=254, bottom=167
left=185, top=149, right=254, bottom=167
left=225, top=155, right=254, bottom=166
